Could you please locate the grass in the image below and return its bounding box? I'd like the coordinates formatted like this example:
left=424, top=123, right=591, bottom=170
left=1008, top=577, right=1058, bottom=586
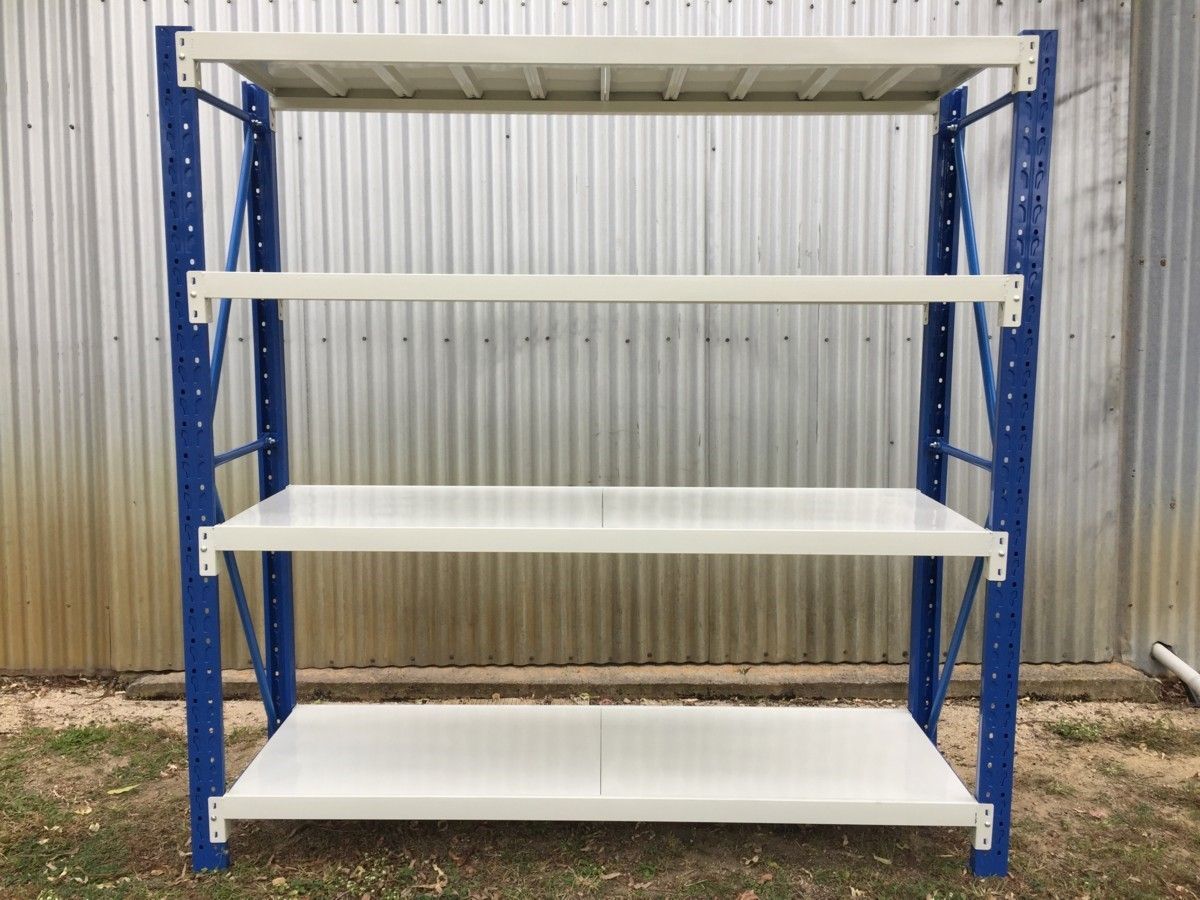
left=0, top=706, right=1198, bottom=899
left=1047, top=715, right=1200, bottom=754
left=1046, top=718, right=1105, bottom=742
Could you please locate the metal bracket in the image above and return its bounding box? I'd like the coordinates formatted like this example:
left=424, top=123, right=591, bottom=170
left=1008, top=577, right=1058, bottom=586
left=987, top=533, right=1008, bottom=583
left=198, top=527, right=218, bottom=577
left=974, top=803, right=994, bottom=850
left=1003, top=275, right=1024, bottom=328
left=1014, top=35, right=1039, bottom=93
left=177, top=33, right=202, bottom=90
left=208, top=797, right=227, bottom=844
left=188, top=272, right=212, bottom=324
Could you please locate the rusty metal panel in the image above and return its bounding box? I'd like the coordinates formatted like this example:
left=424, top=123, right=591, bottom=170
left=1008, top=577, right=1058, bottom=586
left=0, top=0, right=1129, bottom=672
left=1122, top=0, right=1200, bottom=672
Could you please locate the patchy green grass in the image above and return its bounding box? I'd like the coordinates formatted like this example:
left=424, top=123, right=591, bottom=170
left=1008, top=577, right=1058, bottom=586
left=1047, top=714, right=1200, bottom=755
left=1, top=705, right=1198, bottom=899
left=1046, top=718, right=1105, bottom=743
left=1111, top=716, right=1200, bottom=754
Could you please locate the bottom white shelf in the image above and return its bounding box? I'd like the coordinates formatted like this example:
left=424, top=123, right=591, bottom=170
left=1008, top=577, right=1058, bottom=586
left=211, top=704, right=991, bottom=850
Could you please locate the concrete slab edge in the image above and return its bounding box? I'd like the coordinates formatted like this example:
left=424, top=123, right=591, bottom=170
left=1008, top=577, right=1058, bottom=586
left=125, top=662, right=1159, bottom=704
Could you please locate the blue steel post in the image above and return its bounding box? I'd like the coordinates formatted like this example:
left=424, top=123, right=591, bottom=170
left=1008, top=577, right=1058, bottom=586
left=155, top=26, right=229, bottom=871
left=243, top=83, right=296, bottom=732
left=972, top=30, right=1057, bottom=878
left=909, top=88, right=966, bottom=735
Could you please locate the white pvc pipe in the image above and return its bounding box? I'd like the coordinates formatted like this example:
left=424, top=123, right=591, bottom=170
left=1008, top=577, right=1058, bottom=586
left=1151, top=642, right=1200, bottom=704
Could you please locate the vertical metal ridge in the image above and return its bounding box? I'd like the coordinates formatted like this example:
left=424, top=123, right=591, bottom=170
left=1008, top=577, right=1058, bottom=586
left=1122, top=0, right=1200, bottom=671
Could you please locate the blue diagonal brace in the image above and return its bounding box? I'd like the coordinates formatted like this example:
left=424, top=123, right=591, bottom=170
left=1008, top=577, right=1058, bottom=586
left=954, top=132, right=999, bottom=438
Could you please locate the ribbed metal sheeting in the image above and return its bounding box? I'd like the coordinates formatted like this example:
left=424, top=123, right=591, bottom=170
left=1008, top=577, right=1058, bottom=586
left=0, top=1, right=1130, bottom=672
left=1121, top=1, right=1200, bottom=672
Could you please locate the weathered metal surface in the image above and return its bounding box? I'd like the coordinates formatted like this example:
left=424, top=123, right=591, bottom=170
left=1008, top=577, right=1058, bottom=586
left=1121, top=0, right=1200, bottom=672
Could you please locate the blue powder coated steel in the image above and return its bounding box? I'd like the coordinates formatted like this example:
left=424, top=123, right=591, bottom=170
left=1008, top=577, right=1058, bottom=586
left=972, top=29, right=1057, bottom=878
left=244, top=83, right=297, bottom=733
left=155, top=25, right=229, bottom=872
left=909, top=88, right=965, bottom=738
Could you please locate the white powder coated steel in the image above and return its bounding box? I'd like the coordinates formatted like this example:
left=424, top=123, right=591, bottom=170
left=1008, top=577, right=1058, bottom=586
left=175, top=33, right=1038, bottom=114
left=211, top=704, right=989, bottom=847
left=199, top=485, right=1006, bottom=579
left=186, top=272, right=1024, bottom=326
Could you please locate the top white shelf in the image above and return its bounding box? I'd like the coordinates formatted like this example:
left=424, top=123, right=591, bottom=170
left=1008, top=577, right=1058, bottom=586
left=176, top=33, right=1039, bottom=116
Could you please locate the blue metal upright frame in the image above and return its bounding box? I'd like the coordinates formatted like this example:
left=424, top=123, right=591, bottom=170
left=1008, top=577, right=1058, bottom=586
left=911, top=30, right=1057, bottom=878
left=157, top=26, right=297, bottom=870
left=155, top=25, right=228, bottom=872
left=971, top=30, right=1058, bottom=877
left=909, top=88, right=965, bottom=738
left=243, top=83, right=297, bottom=733
left=157, top=25, right=1055, bottom=878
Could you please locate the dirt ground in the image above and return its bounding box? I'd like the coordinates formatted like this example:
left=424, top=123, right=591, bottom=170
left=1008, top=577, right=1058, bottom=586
left=1, top=677, right=1197, bottom=899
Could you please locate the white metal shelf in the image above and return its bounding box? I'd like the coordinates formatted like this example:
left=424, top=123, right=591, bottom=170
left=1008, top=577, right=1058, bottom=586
left=186, top=272, right=1024, bottom=326
left=176, top=33, right=1038, bottom=115
left=199, top=485, right=1007, bottom=581
left=209, top=704, right=992, bottom=849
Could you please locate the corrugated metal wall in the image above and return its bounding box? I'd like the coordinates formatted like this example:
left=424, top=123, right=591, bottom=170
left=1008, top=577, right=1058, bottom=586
left=1121, top=1, right=1200, bottom=672
left=0, top=0, right=1131, bottom=673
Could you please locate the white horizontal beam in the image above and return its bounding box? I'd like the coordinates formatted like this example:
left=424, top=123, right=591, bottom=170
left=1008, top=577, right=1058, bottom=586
left=187, top=271, right=1024, bottom=326
left=176, top=32, right=1038, bottom=92
left=196, top=485, right=1007, bottom=581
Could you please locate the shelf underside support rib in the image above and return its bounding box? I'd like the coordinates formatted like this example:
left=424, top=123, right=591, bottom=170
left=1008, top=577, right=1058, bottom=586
left=972, top=29, right=1057, bottom=879
left=155, top=24, right=229, bottom=873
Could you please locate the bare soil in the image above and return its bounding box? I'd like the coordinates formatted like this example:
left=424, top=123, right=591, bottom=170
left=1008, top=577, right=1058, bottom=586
left=1, top=677, right=1197, bottom=898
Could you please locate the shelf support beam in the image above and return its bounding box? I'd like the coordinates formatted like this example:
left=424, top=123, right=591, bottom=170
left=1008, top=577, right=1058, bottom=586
left=909, top=87, right=966, bottom=739
left=972, top=29, right=1057, bottom=879
left=371, top=64, right=414, bottom=99
left=862, top=66, right=915, bottom=100
left=797, top=67, right=838, bottom=100
left=245, top=81, right=297, bottom=735
left=663, top=66, right=687, bottom=101
left=155, top=24, right=229, bottom=873
left=727, top=66, right=761, bottom=101
left=523, top=65, right=546, bottom=100
left=449, top=65, right=482, bottom=99
left=297, top=63, right=348, bottom=98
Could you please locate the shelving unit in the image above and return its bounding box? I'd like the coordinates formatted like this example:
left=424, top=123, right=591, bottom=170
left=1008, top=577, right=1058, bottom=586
left=156, top=28, right=1057, bottom=878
